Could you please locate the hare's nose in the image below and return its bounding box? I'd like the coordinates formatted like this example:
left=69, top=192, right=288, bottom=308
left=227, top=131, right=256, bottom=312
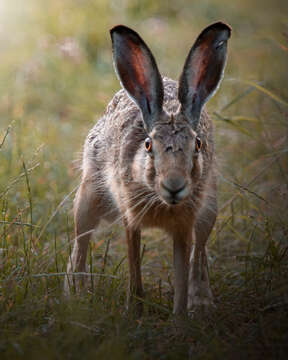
left=161, top=177, right=186, bottom=196
left=160, top=176, right=189, bottom=205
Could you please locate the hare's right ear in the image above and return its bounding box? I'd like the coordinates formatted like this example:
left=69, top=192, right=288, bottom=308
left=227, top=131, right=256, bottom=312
left=110, top=25, right=163, bottom=133
left=178, top=22, right=231, bottom=130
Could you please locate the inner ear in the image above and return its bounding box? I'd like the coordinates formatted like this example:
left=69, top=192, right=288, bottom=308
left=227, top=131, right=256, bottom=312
left=178, top=22, right=231, bottom=129
left=114, top=35, right=152, bottom=109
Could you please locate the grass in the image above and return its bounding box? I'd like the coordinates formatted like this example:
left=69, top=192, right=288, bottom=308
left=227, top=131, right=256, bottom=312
left=0, top=0, right=288, bottom=359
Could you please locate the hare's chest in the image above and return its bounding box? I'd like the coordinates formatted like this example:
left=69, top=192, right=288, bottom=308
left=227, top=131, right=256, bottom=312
left=128, top=201, right=195, bottom=233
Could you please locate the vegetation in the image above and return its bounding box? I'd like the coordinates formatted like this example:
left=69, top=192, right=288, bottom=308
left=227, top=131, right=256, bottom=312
left=0, top=0, right=287, bottom=358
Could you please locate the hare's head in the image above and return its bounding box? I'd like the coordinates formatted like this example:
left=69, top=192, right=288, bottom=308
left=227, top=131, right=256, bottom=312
left=110, top=23, right=231, bottom=205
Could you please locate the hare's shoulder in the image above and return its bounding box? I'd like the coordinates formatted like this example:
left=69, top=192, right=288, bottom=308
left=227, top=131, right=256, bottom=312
left=84, top=88, right=144, bottom=166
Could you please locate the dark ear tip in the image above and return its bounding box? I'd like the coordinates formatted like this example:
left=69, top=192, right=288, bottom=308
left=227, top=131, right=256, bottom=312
left=110, top=25, right=129, bottom=35
left=110, top=25, right=139, bottom=40
left=208, top=21, right=232, bottom=38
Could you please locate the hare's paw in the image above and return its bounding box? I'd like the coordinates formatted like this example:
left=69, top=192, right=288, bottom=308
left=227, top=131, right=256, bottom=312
left=187, top=280, right=215, bottom=317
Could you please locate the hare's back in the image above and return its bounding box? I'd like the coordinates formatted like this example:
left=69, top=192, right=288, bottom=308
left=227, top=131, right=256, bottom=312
left=88, top=88, right=142, bottom=151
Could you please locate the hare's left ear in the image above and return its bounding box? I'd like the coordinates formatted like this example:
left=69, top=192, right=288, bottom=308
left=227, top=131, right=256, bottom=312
left=178, top=22, right=231, bottom=129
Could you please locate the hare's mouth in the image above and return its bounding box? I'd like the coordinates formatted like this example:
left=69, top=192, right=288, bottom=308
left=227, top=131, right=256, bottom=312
left=159, top=180, right=189, bottom=206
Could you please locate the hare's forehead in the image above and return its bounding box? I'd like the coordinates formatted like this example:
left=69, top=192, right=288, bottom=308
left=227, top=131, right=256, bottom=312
left=151, top=122, right=194, bottom=145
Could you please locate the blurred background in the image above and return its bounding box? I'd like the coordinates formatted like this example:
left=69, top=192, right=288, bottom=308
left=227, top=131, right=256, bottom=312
left=0, top=0, right=287, bottom=358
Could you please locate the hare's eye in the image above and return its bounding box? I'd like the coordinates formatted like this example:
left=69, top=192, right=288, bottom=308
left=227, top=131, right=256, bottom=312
left=144, top=137, right=152, bottom=152
left=195, top=136, right=202, bottom=152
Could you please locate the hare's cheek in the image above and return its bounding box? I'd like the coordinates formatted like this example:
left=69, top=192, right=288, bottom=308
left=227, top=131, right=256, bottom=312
left=145, top=161, right=156, bottom=188
left=191, top=155, right=203, bottom=180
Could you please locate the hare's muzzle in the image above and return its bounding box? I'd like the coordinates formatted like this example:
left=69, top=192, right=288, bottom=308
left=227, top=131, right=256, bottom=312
left=160, top=175, right=189, bottom=205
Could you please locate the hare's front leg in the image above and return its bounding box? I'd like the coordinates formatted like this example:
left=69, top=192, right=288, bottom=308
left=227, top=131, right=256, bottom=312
left=64, top=180, right=100, bottom=294
left=173, top=232, right=192, bottom=315
left=188, top=240, right=213, bottom=310
left=125, top=226, right=144, bottom=314
left=188, top=199, right=217, bottom=311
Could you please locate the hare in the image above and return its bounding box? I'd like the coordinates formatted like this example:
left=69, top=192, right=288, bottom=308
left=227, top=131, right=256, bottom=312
left=65, top=22, right=231, bottom=315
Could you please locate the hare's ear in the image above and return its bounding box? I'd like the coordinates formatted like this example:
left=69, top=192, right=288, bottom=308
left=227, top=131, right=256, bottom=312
left=178, top=22, right=231, bottom=129
left=110, top=25, right=163, bottom=132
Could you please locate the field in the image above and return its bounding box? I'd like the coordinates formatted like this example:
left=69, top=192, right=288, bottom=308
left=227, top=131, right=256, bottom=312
left=0, top=0, right=288, bottom=358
